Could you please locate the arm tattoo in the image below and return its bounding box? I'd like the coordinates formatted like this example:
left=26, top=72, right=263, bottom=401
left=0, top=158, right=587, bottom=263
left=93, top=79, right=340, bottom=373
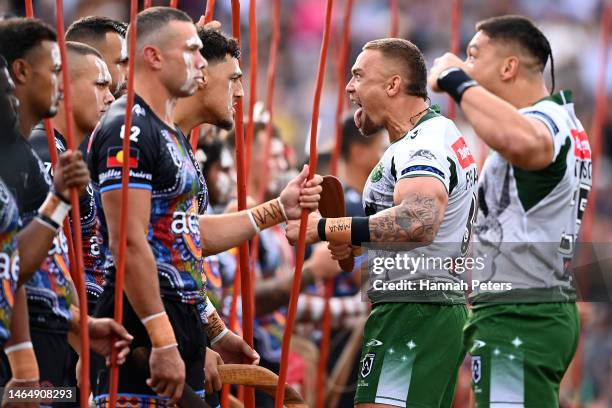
left=369, top=193, right=440, bottom=243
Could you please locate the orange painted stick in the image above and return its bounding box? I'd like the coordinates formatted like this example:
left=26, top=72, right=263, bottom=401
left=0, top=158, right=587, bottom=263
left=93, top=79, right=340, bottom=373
left=170, top=0, right=178, bottom=8
left=248, top=0, right=281, bottom=293
left=54, top=1, right=91, bottom=406
left=24, top=0, right=33, bottom=18
left=447, top=0, right=461, bottom=120
left=389, top=0, right=399, bottom=37
left=244, top=0, right=258, bottom=176
left=230, top=2, right=256, bottom=408
left=144, top=0, right=152, bottom=9
left=108, top=0, right=138, bottom=406
left=204, top=0, right=216, bottom=23
left=582, top=3, right=610, bottom=243
left=329, top=0, right=353, bottom=177
left=319, top=1, right=353, bottom=404
left=275, top=0, right=334, bottom=406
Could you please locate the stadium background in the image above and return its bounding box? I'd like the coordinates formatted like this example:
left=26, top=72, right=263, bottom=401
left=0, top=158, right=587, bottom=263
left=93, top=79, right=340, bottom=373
left=1, top=0, right=610, bottom=406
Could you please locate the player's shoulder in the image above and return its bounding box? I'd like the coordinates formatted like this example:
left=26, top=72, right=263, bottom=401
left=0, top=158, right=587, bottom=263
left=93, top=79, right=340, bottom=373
left=520, top=90, right=574, bottom=130
left=92, top=95, right=155, bottom=148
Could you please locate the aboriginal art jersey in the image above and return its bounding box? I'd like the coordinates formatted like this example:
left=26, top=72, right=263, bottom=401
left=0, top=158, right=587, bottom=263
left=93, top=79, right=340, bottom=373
left=88, top=94, right=209, bottom=305
left=0, top=133, right=74, bottom=332
left=472, top=90, right=591, bottom=303
left=30, top=125, right=106, bottom=306
left=362, top=106, right=478, bottom=304
left=0, top=178, right=20, bottom=346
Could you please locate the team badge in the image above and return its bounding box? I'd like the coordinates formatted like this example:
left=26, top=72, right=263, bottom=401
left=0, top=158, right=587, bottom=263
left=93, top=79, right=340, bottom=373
left=369, top=162, right=383, bottom=183
left=361, top=353, right=375, bottom=378
left=471, top=355, right=482, bottom=384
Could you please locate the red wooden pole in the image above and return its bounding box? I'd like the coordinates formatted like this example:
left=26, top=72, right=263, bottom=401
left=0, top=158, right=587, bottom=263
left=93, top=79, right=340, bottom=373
left=230, top=1, right=256, bottom=407
left=54, top=1, right=91, bottom=406
left=447, top=0, right=461, bottom=120
left=275, top=0, right=334, bottom=406
left=389, top=0, right=399, bottom=37
left=108, top=0, right=138, bottom=406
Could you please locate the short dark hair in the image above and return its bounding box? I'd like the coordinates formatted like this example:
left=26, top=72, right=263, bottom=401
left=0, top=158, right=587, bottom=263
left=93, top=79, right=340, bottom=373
left=0, top=18, right=56, bottom=67
left=363, top=38, right=428, bottom=100
left=133, top=6, right=193, bottom=49
left=476, top=15, right=555, bottom=91
left=66, top=16, right=127, bottom=43
left=66, top=41, right=103, bottom=60
left=340, top=117, right=378, bottom=160
left=197, top=27, right=240, bottom=63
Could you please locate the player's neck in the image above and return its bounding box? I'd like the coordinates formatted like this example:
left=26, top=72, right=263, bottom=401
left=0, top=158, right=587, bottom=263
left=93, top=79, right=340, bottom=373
left=385, top=97, right=429, bottom=143
left=16, top=94, right=38, bottom=139
left=499, top=78, right=550, bottom=109
left=50, top=111, right=85, bottom=147
left=175, top=106, right=205, bottom=136
left=134, top=75, right=178, bottom=130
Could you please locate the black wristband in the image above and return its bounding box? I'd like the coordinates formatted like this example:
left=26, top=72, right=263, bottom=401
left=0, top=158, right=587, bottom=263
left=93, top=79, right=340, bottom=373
left=317, top=218, right=327, bottom=241
left=351, top=217, right=370, bottom=246
left=437, top=67, right=478, bottom=104
left=53, top=190, right=71, bottom=204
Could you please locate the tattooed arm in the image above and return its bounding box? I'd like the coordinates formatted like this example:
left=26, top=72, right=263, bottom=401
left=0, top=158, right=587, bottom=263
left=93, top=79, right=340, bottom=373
left=369, top=177, right=448, bottom=243
left=286, top=176, right=448, bottom=246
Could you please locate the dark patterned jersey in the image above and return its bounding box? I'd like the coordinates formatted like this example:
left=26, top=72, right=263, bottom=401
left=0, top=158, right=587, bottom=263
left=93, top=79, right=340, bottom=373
left=30, top=124, right=105, bottom=306
left=88, top=94, right=208, bottom=304
left=0, top=178, right=20, bottom=346
left=0, top=133, right=74, bottom=332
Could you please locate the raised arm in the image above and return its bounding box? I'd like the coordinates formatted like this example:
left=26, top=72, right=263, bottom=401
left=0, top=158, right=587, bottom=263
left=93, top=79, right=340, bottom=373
left=199, top=165, right=322, bottom=256
left=428, top=54, right=553, bottom=170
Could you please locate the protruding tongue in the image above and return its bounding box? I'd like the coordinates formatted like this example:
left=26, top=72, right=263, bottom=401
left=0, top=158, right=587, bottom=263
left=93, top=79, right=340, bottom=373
left=354, top=107, right=363, bottom=129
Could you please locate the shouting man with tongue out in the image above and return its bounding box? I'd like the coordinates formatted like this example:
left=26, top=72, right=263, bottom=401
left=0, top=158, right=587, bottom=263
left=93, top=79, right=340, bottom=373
left=286, top=38, right=479, bottom=408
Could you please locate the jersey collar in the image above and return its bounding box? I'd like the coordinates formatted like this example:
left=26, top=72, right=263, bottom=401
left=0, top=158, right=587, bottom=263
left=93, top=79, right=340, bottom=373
left=534, top=90, right=573, bottom=106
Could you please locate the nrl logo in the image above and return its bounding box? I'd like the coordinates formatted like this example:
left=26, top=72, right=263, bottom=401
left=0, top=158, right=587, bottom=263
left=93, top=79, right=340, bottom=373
left=471, top=356, right=482, bottom=384
left=365, top=339, right=383, bottom=347
left=369, top=162, right=384, bottom=183
left=361, top=353, right=376, bottom=378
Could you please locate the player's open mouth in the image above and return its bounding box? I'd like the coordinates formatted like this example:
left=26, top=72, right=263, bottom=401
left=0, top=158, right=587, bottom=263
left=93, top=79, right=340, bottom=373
left=354, top=106, right=363, bottom=129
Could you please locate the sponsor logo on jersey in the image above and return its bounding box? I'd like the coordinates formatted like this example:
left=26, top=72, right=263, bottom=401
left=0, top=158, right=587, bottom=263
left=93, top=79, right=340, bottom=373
left=571, top=129, right=591, bottom=160
left=451, top=137, right=475, bottom=169
left=471, top=356, right=482, bottom=384
left=410, top=149, right=435, bottom=161
left=361, top=353, right=375, bottom=378
left=106, top=147, right=139, bottom=168
left=369, top=162, right=384, bottom=183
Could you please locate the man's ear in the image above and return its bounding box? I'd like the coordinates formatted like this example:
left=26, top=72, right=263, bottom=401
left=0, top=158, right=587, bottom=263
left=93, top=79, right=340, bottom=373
left=386, top=74, right=402, bottom=97
left=142, top=45, right=163, bottom=70
left=11, top=59, right=29, bottom=85
left=500, top=56, right=519, bottom=82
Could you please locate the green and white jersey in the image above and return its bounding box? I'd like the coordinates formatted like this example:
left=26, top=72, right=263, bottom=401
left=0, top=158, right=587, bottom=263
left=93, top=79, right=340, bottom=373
left=472, top=91, right=591, bottom=303
left=363, top=106, right=478, bottom=304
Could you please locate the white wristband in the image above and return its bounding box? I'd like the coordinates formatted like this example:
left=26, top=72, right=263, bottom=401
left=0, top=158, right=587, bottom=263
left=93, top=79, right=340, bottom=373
left=247, top=209, right=261, bottom=234
left=206, top=297, right=216, bottom=317
left=141, top=311, right=167, bottom=325
left=4, top=341, right=33, bottom=355
left=152, top=342, right=178, bottom=351
left=210, top=327, right=229, bottom=346
left=277, top=198, right=288, bottom=221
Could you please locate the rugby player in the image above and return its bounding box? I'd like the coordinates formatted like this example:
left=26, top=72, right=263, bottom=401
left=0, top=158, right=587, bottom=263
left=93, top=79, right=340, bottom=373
left=286, top=38, right=479, bottom=408
left=429, top=15, right=590, bottom=406
left=0, top=18, right=132, bottom=398
left=30, top=41, right=114, bottom=311
left=87, top=7, right=322, bottom=406
left=66, top=16, right=128, bottom=99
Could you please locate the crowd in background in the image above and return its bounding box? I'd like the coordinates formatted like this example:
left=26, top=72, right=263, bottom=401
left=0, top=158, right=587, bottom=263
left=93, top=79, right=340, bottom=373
left=1, top=0, right=610, bottom=406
